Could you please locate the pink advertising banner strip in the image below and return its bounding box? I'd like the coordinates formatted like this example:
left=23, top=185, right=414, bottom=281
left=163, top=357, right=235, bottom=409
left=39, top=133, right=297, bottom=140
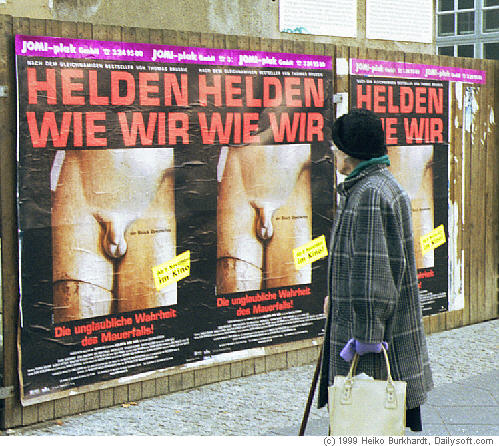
left=351, top=58, right=486, bottom=84
left=15, top=34, right=332, bottom=70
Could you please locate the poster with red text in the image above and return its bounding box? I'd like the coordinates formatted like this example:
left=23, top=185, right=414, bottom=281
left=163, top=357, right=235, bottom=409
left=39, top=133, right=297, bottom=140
left=350, top=58, right=487, bottom=315
left=16, top=35, right=333, bottom=404
left=351, top=70, right=450, bottom=315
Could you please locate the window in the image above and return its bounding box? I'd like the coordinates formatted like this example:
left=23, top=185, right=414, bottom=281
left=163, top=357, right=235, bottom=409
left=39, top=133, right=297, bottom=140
left=439, top=0, right=454, bottom=10
left=438, top=45, right=455, bottom=55
left=458, top=11, right=475, bottom=33
left=436, top=0, right=499, bottom=59
left=483, top=7, right=499, bottom=31
left=439, top=14, right=455, bottom=35
left=437, top=0, right=476, bottom=37
left=459, top=0, right=475, bottom=8
left=458, top=44, right=475, bottom=55
left=484, top=41, right=499, bottom=57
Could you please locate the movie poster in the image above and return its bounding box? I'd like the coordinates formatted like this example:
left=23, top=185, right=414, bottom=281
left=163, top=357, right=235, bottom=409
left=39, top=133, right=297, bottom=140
left=16, top=35, right=333, bottom=404
left=351, top=71, right=450, bottom=315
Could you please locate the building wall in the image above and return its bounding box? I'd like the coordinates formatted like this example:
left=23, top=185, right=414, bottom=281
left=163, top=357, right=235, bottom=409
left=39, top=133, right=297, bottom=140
left=0, top=0, right=434, bottom=54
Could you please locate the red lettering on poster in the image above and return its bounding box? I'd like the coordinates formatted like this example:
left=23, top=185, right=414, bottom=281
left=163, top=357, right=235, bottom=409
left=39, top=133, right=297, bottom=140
left=245, top=76, right=262, bottom=107
left=373, top=85, right=387, bottom=113
left=73, top=111, right=83, bottom=146
left=164, top=73, right=188, bottom=106
left=86, top=112, right=107, bottom=146
left=223, top=286, right=311, bottom=317
left=118, top=112, right=158, bottom=146
left=61, top=69, right=85, bottom=105
left=354, top=78, right=447, bottom=146
left=139, top=72, right=160, bottom=106
left=304, top=78, right=324, bottom=107
left=27, top=67, right=57, bottom=105
left=51, top=311, right=178, bottom=347
left=387, top=86, right=399, bottom=113
left=269, top=112, right=324, bottom=143
left=428, top=87, right=444, bottom=114
left=242, top=112, right=260, bottom=144
left=54, top=325, right=71, bottom=337
left=307, top=112, right=324, bottom=141
left=269, top=112, right=300, bottom=142
left=356, top=84, right=372, bottom=109
left=88, top=70, right=109, bottom=105
left=399, top=87, right=414, bottom=114
left=404, top=117, right=444, bottom=144
left=26, top=111, right=72, bottom=147
left=380, top=117, right=399, bottom=145
left=417, top=269, right=435, bottom=279
left=134, top=308, right=177, bottom=323
left=23, top=64, right=329, bottom=148
left=415, top=87, right=427, bottom=114
left=158, top=112, right=166, bottom=145
left=263, top=77, right=282, bottom=107
left=119, top=111, right=189, bottom=145
left=168, top=112, right=190, bottom=144
left=198, top=74, right=222, bottom=106
left=225, top=75, right=243, bottom=107
left=198, top=112, right=233, bottom=144
left=284, top=77, right=302, bottom=107
left=110, top=71, right=136, bottom=105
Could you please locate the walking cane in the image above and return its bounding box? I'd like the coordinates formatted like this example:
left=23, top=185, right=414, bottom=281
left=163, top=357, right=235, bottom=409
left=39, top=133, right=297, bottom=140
left=299, top=344, right=323, bottom=436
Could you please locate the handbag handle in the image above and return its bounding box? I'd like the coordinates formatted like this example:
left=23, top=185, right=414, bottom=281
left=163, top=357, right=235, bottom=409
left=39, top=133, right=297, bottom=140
left=346, top=345, right=393, bottom=382
left=342, top=345, right=398, bottom=409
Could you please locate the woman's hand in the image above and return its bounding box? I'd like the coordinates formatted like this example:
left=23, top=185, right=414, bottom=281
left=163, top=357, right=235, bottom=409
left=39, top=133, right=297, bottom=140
left=340, top=338, right=389, bottom=362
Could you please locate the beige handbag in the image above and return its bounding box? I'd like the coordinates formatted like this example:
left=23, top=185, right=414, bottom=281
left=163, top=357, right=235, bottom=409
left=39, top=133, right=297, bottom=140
left=328, top=346, right=407, bottom=436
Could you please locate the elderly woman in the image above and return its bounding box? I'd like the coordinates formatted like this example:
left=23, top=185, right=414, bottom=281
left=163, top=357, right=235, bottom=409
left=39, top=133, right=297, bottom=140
left=318, top=108, right=433, bottom=432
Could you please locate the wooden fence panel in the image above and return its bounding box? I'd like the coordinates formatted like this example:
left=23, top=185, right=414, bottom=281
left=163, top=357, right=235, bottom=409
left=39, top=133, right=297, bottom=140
left=0, top=14, right=21, bottom=429
left=446, top=51, right=465, bottom=332
left=483, top=59, right=498, bottom=320
left=473, top=57, right=488, bottom=324
left=467, top=57, right=483, bottom=326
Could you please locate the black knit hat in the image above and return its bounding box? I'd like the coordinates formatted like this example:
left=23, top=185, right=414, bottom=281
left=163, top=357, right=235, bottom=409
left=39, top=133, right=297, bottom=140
left=331, top=108, right=387, bottom=160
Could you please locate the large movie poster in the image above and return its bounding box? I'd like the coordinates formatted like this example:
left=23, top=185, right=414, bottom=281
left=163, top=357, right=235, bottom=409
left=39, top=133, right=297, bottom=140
left=350, top=59, right=487, bottom=316
left=351, top=70, right=450, bottom=316
left=16, top=35, right=333, bottom=404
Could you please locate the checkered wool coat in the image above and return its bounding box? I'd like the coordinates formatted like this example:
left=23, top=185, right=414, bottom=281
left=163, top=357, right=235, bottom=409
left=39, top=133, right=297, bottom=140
left=318, top=164, right=433, bottom=410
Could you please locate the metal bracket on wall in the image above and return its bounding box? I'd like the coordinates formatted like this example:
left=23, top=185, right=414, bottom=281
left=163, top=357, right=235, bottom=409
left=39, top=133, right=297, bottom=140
left=0, top=386, right=14, bottom=400
left=0, top=85, right=8, bottom=97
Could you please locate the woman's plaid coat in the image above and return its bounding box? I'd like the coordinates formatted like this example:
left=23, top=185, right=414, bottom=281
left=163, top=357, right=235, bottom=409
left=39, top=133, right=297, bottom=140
left=318, top=164, right=433, bottom=410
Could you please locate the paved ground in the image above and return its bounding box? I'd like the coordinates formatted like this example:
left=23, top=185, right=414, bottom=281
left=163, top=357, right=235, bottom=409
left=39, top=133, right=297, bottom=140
left=3, top=318, right=498, bottom=436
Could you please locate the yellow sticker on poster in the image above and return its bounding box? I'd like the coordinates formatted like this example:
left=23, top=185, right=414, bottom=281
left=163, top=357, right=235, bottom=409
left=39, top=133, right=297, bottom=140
left=293, top=235, right=328, bottom=270
left=152, top=250, right=190, bottom=290
left=420, top=225, right=446, bottom=256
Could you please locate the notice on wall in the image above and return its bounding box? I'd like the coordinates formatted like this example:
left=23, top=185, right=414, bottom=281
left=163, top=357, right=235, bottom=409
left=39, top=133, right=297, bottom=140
left=16, top=35, right=334, bottom=404
left=366, top=0, right=433, bottom=43
left=351, top=71, right=450, bottom=316
left=279, top=0, right=357, bottom=37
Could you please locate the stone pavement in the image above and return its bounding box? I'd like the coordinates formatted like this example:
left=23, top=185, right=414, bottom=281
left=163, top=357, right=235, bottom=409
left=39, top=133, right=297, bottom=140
left=280, top=368, right=499, bottom=436
left=3, top=318, right=498, bottom=436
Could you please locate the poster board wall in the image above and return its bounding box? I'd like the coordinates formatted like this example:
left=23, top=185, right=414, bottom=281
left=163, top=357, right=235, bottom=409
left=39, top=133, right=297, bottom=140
left=1, top=15, right=497, bottom=429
